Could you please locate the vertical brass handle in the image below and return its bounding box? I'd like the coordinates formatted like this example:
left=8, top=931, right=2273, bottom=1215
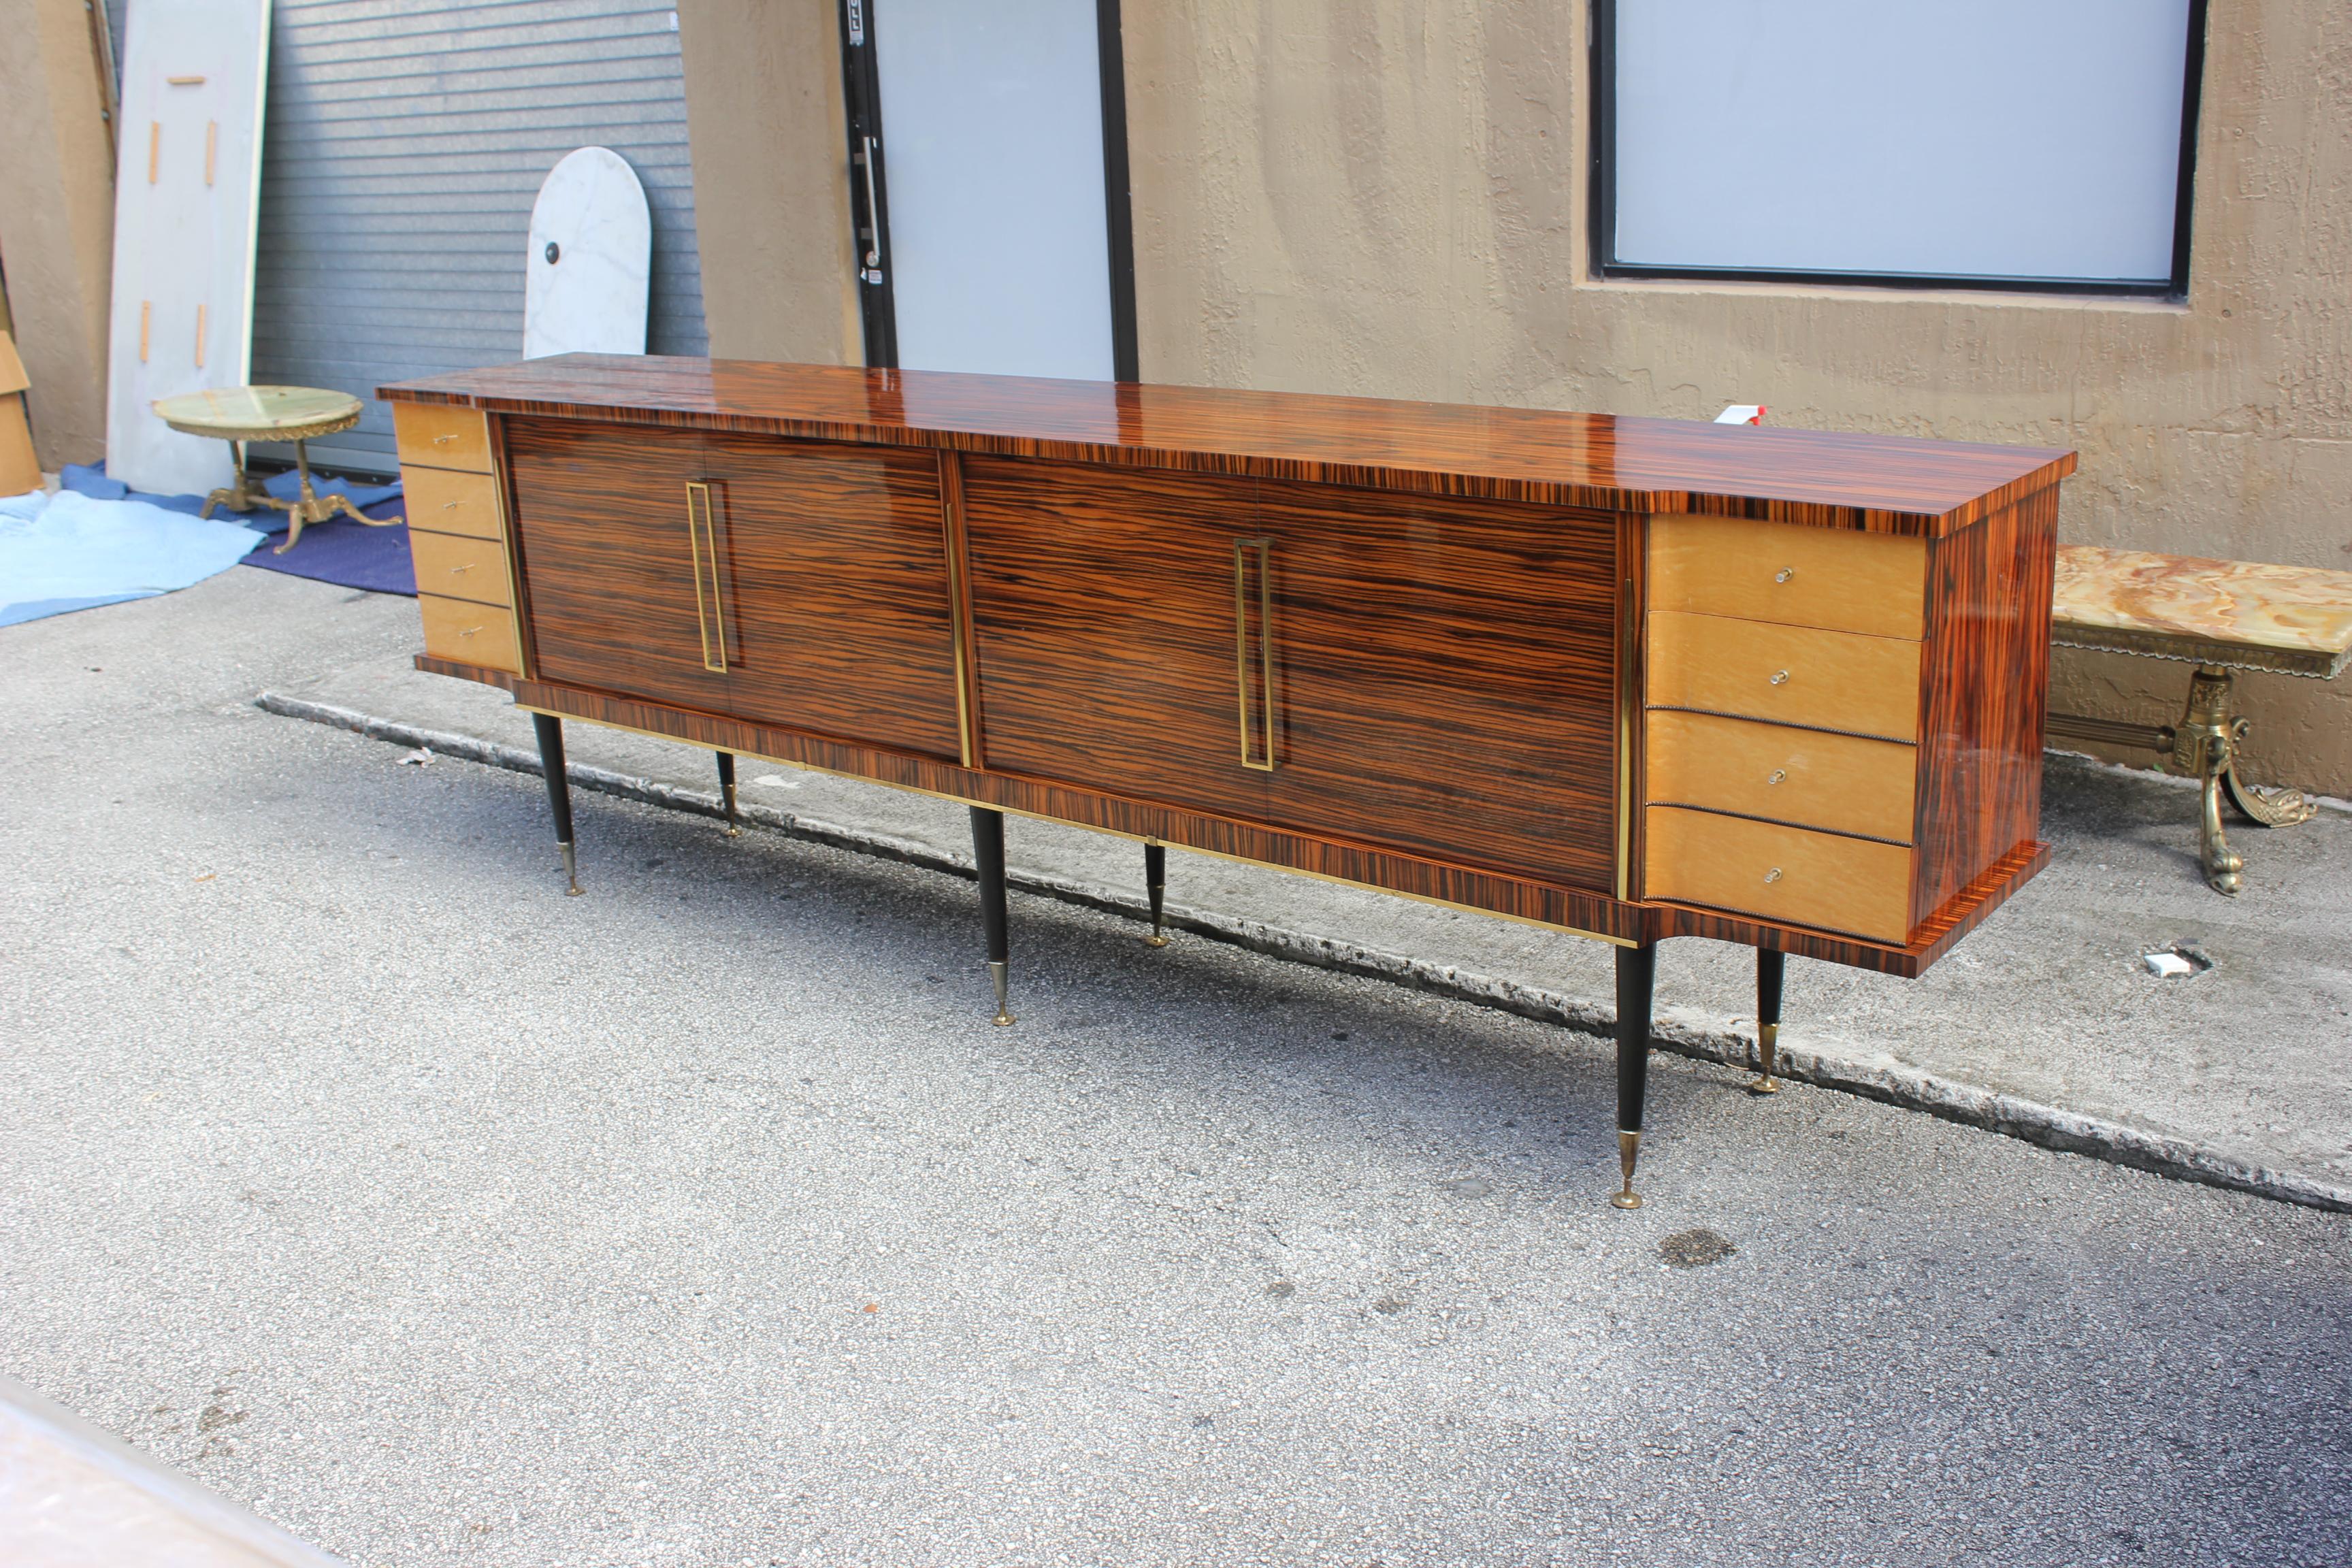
left=685, top=481, right=728, bottom=674
left=1235, top=537, right=1275, bottom=770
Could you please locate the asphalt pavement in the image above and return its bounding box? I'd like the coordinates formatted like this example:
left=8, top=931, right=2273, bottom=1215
left=3, top=570, right=2348, bottom=1567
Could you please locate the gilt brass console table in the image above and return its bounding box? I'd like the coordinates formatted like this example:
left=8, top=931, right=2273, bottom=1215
left=2049, top=545, right=2352, bottom=894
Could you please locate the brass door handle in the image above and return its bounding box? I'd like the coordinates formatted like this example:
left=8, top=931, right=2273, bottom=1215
left=1235, top=537, right=1275, bottom=770
left=685, top=480, right=728, bottom=674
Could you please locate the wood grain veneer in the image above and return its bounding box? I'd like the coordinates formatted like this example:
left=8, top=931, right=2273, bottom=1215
left=1645, top=806, right=1913, bottom=943
left=1650, top=513, right=1927, bottom=640
left=419, top=595, right=519, bottom=674
left=1645, top=710, right=1916, bottom=844
left=1646, top=612, right=1923, bottom=741
left=401, top=467, right=504, bottom=542
left=1909, top=489, right=2058, bottom=925
left=392, top=403, right=491, bottom=474
left=407, top=529, right=511, bottom=608
left=384, top=356, right=2076, bottom=537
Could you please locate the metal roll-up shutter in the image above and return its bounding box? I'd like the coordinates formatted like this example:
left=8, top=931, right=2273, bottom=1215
left=235, top=0, right=708, bottom=473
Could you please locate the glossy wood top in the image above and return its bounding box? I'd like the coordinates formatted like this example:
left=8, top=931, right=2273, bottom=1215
left=380, top=355, right=2076, bottom=536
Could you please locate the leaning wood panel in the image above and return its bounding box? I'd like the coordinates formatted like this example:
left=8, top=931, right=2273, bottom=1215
left=1646, top=806, right=1914, bottom=943
left=1910, top=490, right=2059, bottom=924
left=1254, top=478, right=1619, bottom=892
left=1647, top=612, right=1923, bottom=742
left=1646, top=710, right=1916, bottom=844
left=1650, top=513, right=1927, bottom=640
left=962, top=457, right=1273, bottom=825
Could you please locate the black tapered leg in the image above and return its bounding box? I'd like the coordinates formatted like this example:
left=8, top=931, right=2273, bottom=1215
left=532, top=712, right=581, bottom=896
left=1612, top=942, right=1656, bottom=1209
left=1144, top=841, right=1168, bottom=947
left=1752, top=947, right=1786, bottom=1094
left=970, top=806, right=1013, bottom=1026
left=715, top=751, right=740, bottom=836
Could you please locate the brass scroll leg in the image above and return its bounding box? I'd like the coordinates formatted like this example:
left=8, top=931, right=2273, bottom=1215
left=532, top=713, right=583, bottom=896
left=2172, top=666, right=2287, bottom=896
left=1144, top=840, right=1169, bottom=947
left=971, top=806, right=1014, bottom=1026
left=715, top=751, right=741, bottom=836
left=1613, top=943, right=1657, bottom=1209
left=1750, top=947, right=1784, bottom=1095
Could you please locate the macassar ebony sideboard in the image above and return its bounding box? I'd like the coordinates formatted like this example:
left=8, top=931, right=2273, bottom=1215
left=382, top=355, right=2076, bottom=1208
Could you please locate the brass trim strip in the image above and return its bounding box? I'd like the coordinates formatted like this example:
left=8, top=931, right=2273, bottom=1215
left=193, top=303, right=206, bottom=368
left=1234, top=536, right=1275, bottom=770
left=138, top=301, right=150, bottom=363
left=204, top=120, right=216, bottom=185
left=147, top=121, right=159, bottom=182
left=684, top=480, right=727, bottom=674
left=938, top=453, right=980, bottom=768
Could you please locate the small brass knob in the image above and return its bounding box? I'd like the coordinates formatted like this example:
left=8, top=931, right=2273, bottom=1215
left=1769, top=669, right=1790, bottom=686
left=1763, top=867, right=1782, bottom=883
left=1767, top=768, right=1786, bottom=785
left=1774, top=567, right=1795, bottom=584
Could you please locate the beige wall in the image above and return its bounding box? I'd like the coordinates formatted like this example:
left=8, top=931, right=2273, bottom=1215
left=0, top=0, right=116, bottom=470
left=682, top=0, right=2352, bottom=794
left=674, top=0, right=860, bottom=366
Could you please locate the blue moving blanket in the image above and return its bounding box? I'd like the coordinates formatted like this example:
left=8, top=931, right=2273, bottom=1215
left=0, top=489, right=265, bottom=627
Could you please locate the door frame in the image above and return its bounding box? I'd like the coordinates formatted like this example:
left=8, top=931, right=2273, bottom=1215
left=834, top=0, right=1140, bottom=380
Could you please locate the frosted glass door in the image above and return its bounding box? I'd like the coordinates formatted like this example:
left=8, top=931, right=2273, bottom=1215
left=871, top=0, right=1115, bottom=380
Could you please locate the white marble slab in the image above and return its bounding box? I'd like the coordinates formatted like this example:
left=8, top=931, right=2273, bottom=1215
left=523, top=147, right=651, bottom=359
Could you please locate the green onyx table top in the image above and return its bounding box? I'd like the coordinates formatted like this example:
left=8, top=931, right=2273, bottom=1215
left=152, top=385, right=364, bottom=443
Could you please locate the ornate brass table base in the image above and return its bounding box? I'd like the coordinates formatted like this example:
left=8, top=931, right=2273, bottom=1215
left=199, top=438, right=402, bottom=554
left=2050, top=665, right=2318, bottom=895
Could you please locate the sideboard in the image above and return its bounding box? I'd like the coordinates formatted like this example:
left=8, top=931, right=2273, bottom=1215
left=382, top=356, right=2076, bottom=1207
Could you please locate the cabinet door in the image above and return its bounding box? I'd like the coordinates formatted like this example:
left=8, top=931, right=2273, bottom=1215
left=507, top=418, right=728, bottom=710
left=698, top=431, right=961, bottom=759
left=1254, top=481, right=1619, bottom=892
left=964, top=457, right=1270, bottom=823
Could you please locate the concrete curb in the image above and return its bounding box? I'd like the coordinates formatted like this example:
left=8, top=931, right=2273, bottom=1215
left=259, top=690, right=2352, bottom=1218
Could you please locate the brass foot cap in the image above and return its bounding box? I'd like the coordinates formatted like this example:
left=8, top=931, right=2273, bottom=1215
left=1145, top=934, right=1169, bottom=948
left=724, top=826, right=742, bottom=838
left=1610, top=1191, right=1643, bottom=1210
left=992, top=1011, right=1015, bottom=1028
left=1746, top=1077, right=1780, bottom=1096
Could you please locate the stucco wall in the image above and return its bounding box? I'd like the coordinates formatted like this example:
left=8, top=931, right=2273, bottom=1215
left=681, top=0, right=2352, bottom=796
left=674, top=0, right=860, bottom=367
left=0, top=0, right=116, bottom=470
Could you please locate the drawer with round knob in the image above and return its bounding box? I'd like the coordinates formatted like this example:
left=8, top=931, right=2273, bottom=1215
left=1645, top=709, right=1916, bottom=843
left=1650, top=513, right=1927, bottom=640
left=1646, top=610, right=1923, bottom=741
left=1644, top=804, right=1914, bottom=943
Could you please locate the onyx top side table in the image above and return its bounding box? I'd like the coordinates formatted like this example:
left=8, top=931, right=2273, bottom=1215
left=152, top=385, right=404, bottom=553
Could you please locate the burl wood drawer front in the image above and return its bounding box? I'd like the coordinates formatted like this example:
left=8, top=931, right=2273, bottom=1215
left=1645, top=806, right=1914, bottom=943
left=419, top=593, right=521, bottom=674
left=392, top=404, right=492, bottom=474
left=1650, top=514, right=1927, bottom=640
left=401, top=466, right=504, bottom=541
left=408, top=529, right=512, bottom=608
left=1646, top=611, right=1922, bottom=742
left=1646, top=710, right=1916, bottom=845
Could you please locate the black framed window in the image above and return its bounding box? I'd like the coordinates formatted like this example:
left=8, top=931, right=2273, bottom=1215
left=1590, top=1, right=2208, bottom=297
